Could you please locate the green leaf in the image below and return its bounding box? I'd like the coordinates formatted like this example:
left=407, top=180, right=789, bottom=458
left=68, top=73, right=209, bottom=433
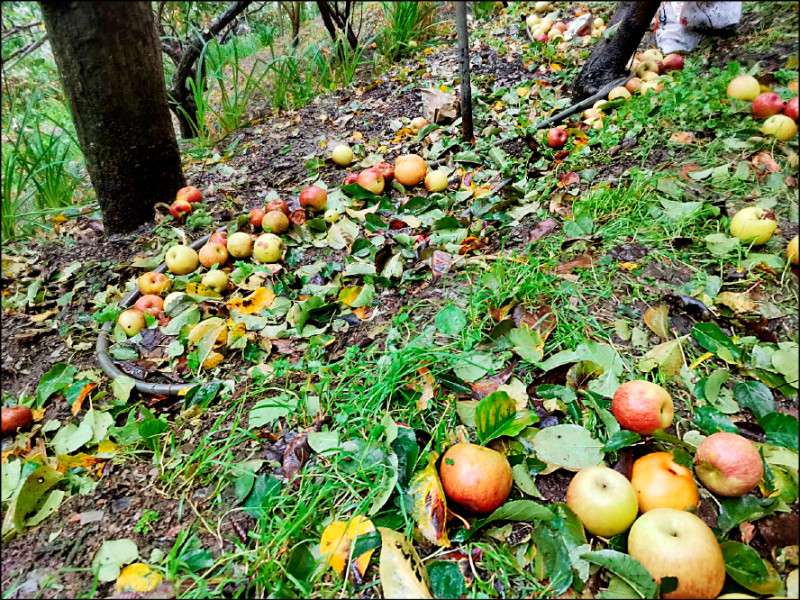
left=434, top=305, right=467, bottom=336
left=244, top=475, right=282, bottom=518
left=536, top=384, right=577, bottom=403
left=474, top=391, right=537, bottom=445
left=604, top=430, right=641, bottom=452
left=111, top=375, right=136, bottom=403
left=532, top=527, right=573, bottom=595
left=772, top=344, right=799, bottom=388
left=533, top=424, right=604, bottom=470
left=453, top=352, right=495, bottom=383
left=427, top=561, right=465, bottom=600
left=36, top=363, right=77, bottom=404
left=717, top=496, right=779, bottom=535
left=581, top=549, right=658, bottom=599
left=509, top=324, right=545, bottom=363
left=721, top=541, right=782, bottom=594
left=161, top=306, right=200, bottom=335
left=249, top=394, right=298, bottom=428
left=512, top=463, right=543, bottom=498
left=342, top=183, right=382, bottom=201
left=759, top=412, right=799, bottom=451
left=693, top=406, right=739, bottom=435
left=138, top=413, right=169, bottom=451
left=184, top=382, right=222, bottom=409
left=92, top=539, right=139, bottom=582
left=704, top=233, right=740, bottom=257
left=691, top=323, right=740, bottom=364
left=12, top=466, right=62, bottom=534
left=307, top=431, right=340, bottom=453
left=733, top=381, right=774, bottom=420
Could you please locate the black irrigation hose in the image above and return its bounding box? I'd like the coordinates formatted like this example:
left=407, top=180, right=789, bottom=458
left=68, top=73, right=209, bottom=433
left=95, top=228, right=229, bottom=397
left=534, top=73, right=634, bottom=130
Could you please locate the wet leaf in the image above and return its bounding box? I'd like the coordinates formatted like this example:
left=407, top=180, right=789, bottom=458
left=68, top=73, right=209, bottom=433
left=532, top=424, right=604, bottom=470
left=36, top=363, right=76, bottom=404
left=531, top=527, right=572, bottom=595
left=321, top=516, right=376, bottom=577
left=718, top=496, right=779, bottom=535
left=759, top=412, right=799, bottom=451
left=721, top=541, right=783, bottom=595
left=378, top=527, right=433, bottom=599
left=733, top=381, right=774, bottom=420
left=643, top=305, right=670, bottom=341
left=409, top=457, right=450, bottom=547
left=339, top=284, right=375, bottom=308
left=427, top=561, right=465, bottom=600
left=475, top=391, right=537, bottom=444
left=284, top=419, right=328, bottom=484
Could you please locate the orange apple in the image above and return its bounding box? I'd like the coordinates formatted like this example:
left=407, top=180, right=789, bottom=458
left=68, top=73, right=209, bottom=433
left=611, top=380, right=674, bottom=435
left=439, top=443, right=512, bottom=514
left=249, top=208, right=266, bottom=228
left=138, top=272, right=171, bottom=296
left=198, top=242, right=228, bottom=269
left=134, top=294, right=164, bottom=316
left=631, top=452, right=699, bottom=512
left=176, top=185, right=203, bottom=204
left=265, top=199, right=290, bottom=216
left=262, top=210, right=290, bottom=234
left=394, top=154, right=427, bottom=186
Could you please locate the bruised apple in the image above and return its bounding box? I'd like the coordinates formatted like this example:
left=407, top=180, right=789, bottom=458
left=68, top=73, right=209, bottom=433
left=727, top=75, right=761, bottom=101
left=169, top=198, right=192, bottom=220
left=176, top=185, right=203, bottom=204
left=265, top=199, right=290, bottom=216
left=227, top=231, right=253, bottom=258
left=394, top=154, right=427, bottom=186
left=165, top=245, right=199, bottom=275
left=611, top=380, right=673, bottom=435
left=752, top=93, right=784, bottom=118
left=253, top=233, right=283, bottom=263
left=202, top=269, right=228, bottom=293
left=134, top=294, right=164, bottom=316
left=343, top=172, right=359, bottom=186
left=118, top=308, right=146, bottom=336
left=631, top=452, right=699, bottom=512
left=299, top=185, right=327, bottom=212
left=410, top=116, right=428, bottom=132
left=625, top=77, right=642, bottom=93
left=694, top=432, right=763, bottom=496
left=608, top=86, right=631, bottom=100
left=439, top=443, right=512, bottom=514
left=209, top=231, right=227, bottom=247
left=374, top=161, right=395, bottom=183
left=138, top=271, right=171, bottom=295
left=289, top=209, right=307, bottom=225
left=662, top=53, right=685, bottom=71
left=357, top=168, right=385, bottom=194
left=729, top=206, right=777, bottom=245
left=262, top=210, right=290, bottom=234
left=198, top=242, right=228, bottom=269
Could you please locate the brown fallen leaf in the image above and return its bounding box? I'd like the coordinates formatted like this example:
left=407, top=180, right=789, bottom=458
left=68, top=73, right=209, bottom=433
left=283, top=418, right=330, bottom=485
left=678, top=163, right=703, bottom=181
left=643, top=305, right=671, bottom=342
left=431, top=250, right=451, bottom=278
left=751, top=151, right=780, bottom=173
left=549, top=191, right=573, bottom=219
left=716, top=291, right=756, bottom=314
left=529, top=218, right=559, bottom=242
left=409, top=457, right=450, bottom=547
left=470, top=363, right=515, bottom=399
left=556, top=253, right=593, bottom=274
left=513, top=305, right=557, bottom=342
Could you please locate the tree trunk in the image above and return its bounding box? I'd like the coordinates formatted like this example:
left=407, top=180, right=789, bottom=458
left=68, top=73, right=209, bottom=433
left=571, top=1, right=659, bottom=102
left=455, top=1, right=474, bottom=144
left=280, top=1, right=301, bottom=48
left=40, top=1, right=186, bottom=235
left=317, top=1, right=357, bottom=49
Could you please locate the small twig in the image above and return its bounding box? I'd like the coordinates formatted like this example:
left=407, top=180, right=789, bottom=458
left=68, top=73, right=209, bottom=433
left=3, top=34, right=48, bottom=66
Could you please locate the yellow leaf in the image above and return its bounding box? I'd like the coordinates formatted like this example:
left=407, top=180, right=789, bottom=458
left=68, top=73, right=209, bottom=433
left=320, top=516, right=376, bottom=576
left=31, top=408, right=47, bottom=422
left=689, top=352, right=715, bottom=370
left=96, top=440, right=117, bottom=457
left=517, top=86, right=530, bottom=98
left=226, top=287, right=276, bottom=315
left=185, top=282, right=221, bottom=298
left=115, top=563, right=163, bottom=594
left=30, top=308, right=60, bottom=323
left=493, top=101, right=503, bottom=111
left=226, top=321, right=248, bottom=348
left=57, top=453, right=105, bottom=470
left=188, top=318, right=227, bottom=345
left=716, top=291, right=756, bottom=313
left=339, top=286, right=364, bottom=307
left=202, top=351, right=224, bottom=370
left=423, top=47, right=434, bottom=54
left=409, top=455, right=450, bottom=547
left=473, top=185, right=494, bottom=199
left=378, top=527, right=434, bottom=598
left=643, top=305, right=671, bottom=342
left=351, top=131, right=363, bottom=140
left=550, top=63, right=562, bottom=71
left=618, top=262, right=638, bottom=271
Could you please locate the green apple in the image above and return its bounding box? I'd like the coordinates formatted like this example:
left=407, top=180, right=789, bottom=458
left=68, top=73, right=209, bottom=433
left=227, top=231, right=253, bottom=259
left=253, top=233, right=283, bottom=263
left=730, top=206, right=777, bottom=245
left=566, top=466, right=638, bottom=537
left=201, top=269, right=228, bottom=293
left=165, top=244, right=199, bottom=275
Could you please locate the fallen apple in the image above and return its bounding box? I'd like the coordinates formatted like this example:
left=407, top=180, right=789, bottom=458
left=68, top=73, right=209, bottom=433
left=784, top=96, right=799, bottom=121
left=440, top=443, right=512, bottom=514
left=289, top=209, right=307, bottom=225
left=636, top=60, right=660, bottom=77
left=170, top=198, right=192, bottom=220
left=374, top=161, right=395, bottom=183
left=424, top=170, right=449, bottom=192
left=262, top=210, right=290, bottom=234
left=198, top=242, right=228, bottom=269
left=553, top=21, right=567, bottom=33
left=628, top=508, right=725, bottom=599
left=547, top=127, right=568, bottom=148
left=611, top=380, right=674, bottom=435
left=526, top=14, right=540, bottom=28
left=227, top=231, right=253, bottom=258
left=1, top=405, right=33, bottom=435
left=265, top=199, right=290, bottom=216
left=694, top=432, right=763, bottom=496
left=357, top=168, right=385, bottom=195
left=728, top=75, right=761, bottom=101
left=343, top=172, right=359, bottom=186
left=593, top=17, right=604, bottom=28
left=641, top=48, right=663, bottom=62
left=410, top=116, right=429, bottom=132
left=209, top=231, right=227, bottom=247
left=331, top=144, right=353, bottom=166
left=163, top=292, right=184, bottom=313
left=394, top=154, right=427, bottom=186
left=662, top=53, right=685, bottom=71
left=639, top=80, right=662, bottom=95
left=249, top=208, right=266, bottom=228
left=583, top=107, right=604, bottom=119
left=752, top=92, right=784, bottom=118
left=641, top=70, right=660, bottom=82
left=547, top=28, right=563, bottom=41
left=202, top=269, right=228, bottom=293
left=762, top=114, right=798, bottom=140
left=729, top=206, right=777, bottom=245
left=534, top=1, right=552, bottom=13
left=566, top=466, right=638, bottom=537
left=165, top=245, right=199, bottom=275
left=324, top=209, right=339, bottom=223
left=787, top=235, right=799, bottom=265
left=608, top=86, right=631, bottom=100
left=138, top=271, right=171, bottom=295
left=540, top=16, right=553, bottom=32
left=253, top=233, right=283, bottom=263
left=299, top=185, right=328, bottom=212
left=625, top=77, right=643, bottom=93
left=176, top=185, right=203, bottom=204
left=118, top=308, right=146, bottom=336
left=631, top=452, right=699, bottom=512
left=134, top=294, right=164, bottom=316
left=536, top=32, right=548, bottom=43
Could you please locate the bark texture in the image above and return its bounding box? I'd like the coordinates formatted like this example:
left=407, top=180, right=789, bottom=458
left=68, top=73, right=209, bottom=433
left=571, top=1, right=659, bottom=102
left=40, top=1, right=186, bottom=234
left=317, top=1, right=358, bottom=49
left=455, top=1, right=474, bottom=143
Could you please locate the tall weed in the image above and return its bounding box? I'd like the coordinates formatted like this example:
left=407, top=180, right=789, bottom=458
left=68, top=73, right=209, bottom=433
left=379, top=1, right=437, bottom=62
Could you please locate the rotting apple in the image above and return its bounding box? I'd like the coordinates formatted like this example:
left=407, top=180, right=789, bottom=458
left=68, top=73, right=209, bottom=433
left=536, top=32, right=548, bottom=43
left=394, top=154, right=427, bottom=186
left=138, top=271, right=171, bottom=295
left=641, top=48, right=663, bottom=62
left=176, top=185, right=203, bottom=204
left=762, top=114, right=798, bottom=140
left=253, top=233, right=284, bottom=263
left=262, top=210, right=290, bottom=234
left=566, top=466, right=638, bottom=537
left=374, top=161, right=395, bottom=183
left=202, top=269, right=228, bottom=293
left=729, top=206, right=777, bottom=245
left=343, top=172, right=360, bottom=186
left=662, top=53, right=685, bottom=71
left=134, top=294, right=165, bottom=316
left=608, top=86, right=631, bottom=100
left=169, top=198, right=192, bottom=220
left=249, top=208, right=266, bottom=228
left=331, top=144, right=354, bottom=166
left=628, top=508, right=725, bottom=600
left=631, top=452, right=700, bottom=512
left=727, top=75, right=761, bottom=101
left=209, top=231, right=227, bottom=247
left=165, top=245, right=199, bottom=275
left=265, top=199, right=290, bottom=216
left=118, top=308, right=146, bottom=336
left=198, top=242, right=228, bottom=269
left=694, top=432, right=763, bottom=496
left=547, top=127, right=568, bottom=149
left=424, top=170, right=449, bottom=192
left=357, top=168, right=385, bottom=195
left=410, top=116, right=429, bottom=132
left=289, top=209, right=307, bottom=225
left=752, top=92, right=784, bottom=118
left=611, top=380, right=674, bottom=435
left=299, top=185, right=328, bottom=212
left=1, top=405, right=33, bottom=435
left=636, top=60, right=660, bottom=77
left=625, top=77, right=642, bottom=93
left=784, top=96, right=799, bottom=121
left=227, top=231, right=253, bottom=259
left=439, top=443, right=512, bottom=514
left=787, top=235, right=799, bottom=265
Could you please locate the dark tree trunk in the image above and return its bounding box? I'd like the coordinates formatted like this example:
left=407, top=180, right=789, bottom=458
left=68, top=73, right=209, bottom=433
left=317, top=1, right=357, bottom=49
left=571, top=1, right=659, bottom=102
left=40, top=1, right=186, bottom=235
left=280, top=1, right=301, bottom=48
left=455, top=1, right=474, bottom=144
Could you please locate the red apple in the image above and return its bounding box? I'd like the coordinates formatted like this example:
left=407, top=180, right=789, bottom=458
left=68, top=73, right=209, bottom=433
left=357, top=168, right=385, bottom=195
left=265, top=199, right=290, bottom=216
left=343, top=172, right=360, bottom=186
left=169, top=198, right=192, bottom=220
left=290, top=209, right=307, bottom=225
left=547, top=127, right=568, bottom=149
left=632, top=452, right=699, bottom=512
left=439, top=443, right=512, bottom=514
left=694, top=432, right=763, bottom=497
left=662, top=53, right=685, bottom=71
left=176, top=185, right=203, bottom=204
left=138, top=272, right=171, bottom=296
left=249, top=208, right=266, bottom=228
left=1, top=406, right=34, bottom=435
left=612, top=380, right=674, bottom=435
left=784, top=96, right=799, bottom=121
left=299, top=186, right=327, bottom=212
left=536, top=33, right=548, bottom=42
left=209, top=231, right=227, bottom=247
left=134, top=294, right=165, bottom=316
left=752, top=93, right=784, bottom=119
left=198, top=242, right=228, bottom=269
left=374, top=161, right=395, bottom=183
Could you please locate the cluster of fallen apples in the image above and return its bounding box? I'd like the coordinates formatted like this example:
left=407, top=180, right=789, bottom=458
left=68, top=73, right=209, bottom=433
left=526, top=2, right=607, bottom=47
left=440, top=381, right=770, bottom=599
left=728, top=74, right=799, bottom=141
